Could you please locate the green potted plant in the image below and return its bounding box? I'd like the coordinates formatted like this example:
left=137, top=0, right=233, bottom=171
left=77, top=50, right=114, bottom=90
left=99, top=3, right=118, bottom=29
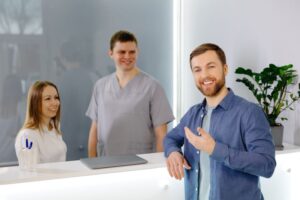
left=235, top=64, right=300, bottom=149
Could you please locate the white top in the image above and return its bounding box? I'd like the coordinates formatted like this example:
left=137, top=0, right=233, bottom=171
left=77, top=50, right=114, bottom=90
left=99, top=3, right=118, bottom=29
left=15, top=128, right=67, bottom=163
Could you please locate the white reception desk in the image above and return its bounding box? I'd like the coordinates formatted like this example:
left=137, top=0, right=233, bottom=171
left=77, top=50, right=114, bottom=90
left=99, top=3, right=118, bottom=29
left=0, top=144, right=300, bottom=200
left=0, top=153, right=183, bottom=200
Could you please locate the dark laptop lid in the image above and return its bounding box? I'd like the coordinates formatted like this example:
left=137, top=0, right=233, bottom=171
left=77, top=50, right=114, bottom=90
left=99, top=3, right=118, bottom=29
left=80, top=155, right=148, bottom=169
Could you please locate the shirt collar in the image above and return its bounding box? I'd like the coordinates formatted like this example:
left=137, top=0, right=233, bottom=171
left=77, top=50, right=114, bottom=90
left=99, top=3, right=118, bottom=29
left=200, top=88, right=235, bottom=111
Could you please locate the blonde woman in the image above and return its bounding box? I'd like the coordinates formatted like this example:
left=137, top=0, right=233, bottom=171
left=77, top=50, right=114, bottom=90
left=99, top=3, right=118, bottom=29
left=15, top=81, right=67, bottom=163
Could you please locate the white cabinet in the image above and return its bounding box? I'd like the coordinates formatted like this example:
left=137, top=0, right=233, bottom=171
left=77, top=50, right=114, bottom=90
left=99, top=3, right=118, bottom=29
left=261, top=145, right=300, bottom=200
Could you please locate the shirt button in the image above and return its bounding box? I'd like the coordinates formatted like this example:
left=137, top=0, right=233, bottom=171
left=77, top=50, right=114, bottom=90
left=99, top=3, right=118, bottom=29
left=201, top=114, right=204, bottom=118
left=196, top=170, right=198, bottom=173
left=195, top=188, right=198, bottom=191
left=197, top=151, right=199, bottom=154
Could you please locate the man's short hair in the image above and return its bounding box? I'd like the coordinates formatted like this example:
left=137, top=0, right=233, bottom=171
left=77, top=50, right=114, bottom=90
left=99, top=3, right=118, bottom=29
left=189, top=43, right=226, bottom=68
left=110, top=30, right=138, bottom=50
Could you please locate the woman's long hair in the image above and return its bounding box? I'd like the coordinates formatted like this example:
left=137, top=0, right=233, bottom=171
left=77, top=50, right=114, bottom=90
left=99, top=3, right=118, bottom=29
left=23, top=81, right=61, bottom=134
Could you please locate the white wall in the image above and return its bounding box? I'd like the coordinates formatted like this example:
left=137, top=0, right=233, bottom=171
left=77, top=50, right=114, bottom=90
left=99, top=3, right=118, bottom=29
left=180, top=0, right=300, bottom=144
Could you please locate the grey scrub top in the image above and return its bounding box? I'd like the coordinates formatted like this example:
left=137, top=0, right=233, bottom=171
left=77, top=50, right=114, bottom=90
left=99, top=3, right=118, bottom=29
left=86, top=71, right=174, bottom=156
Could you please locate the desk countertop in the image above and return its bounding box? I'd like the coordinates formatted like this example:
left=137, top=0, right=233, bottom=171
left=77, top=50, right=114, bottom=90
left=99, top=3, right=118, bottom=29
left=276, top=143, right=300, bottom=155
left=0, top=152, right=166, bottom=185
left=1, top=143, right=300, bottom=186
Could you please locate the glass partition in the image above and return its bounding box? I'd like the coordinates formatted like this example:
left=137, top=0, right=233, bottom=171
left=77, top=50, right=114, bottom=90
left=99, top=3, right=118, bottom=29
left=0, top=0, right=174, bottom=163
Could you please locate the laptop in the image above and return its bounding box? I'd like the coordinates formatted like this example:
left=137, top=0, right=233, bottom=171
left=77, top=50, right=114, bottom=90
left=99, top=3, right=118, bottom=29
left=80, top=155, right=148, bottom=169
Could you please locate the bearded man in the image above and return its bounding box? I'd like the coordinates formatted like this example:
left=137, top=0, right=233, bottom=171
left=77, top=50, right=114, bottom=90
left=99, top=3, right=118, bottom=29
left=163, top=43, right=276, bottom=200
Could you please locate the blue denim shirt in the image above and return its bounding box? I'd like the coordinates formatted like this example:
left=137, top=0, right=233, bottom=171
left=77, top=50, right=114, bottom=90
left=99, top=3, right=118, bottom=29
left=164, top=89, right=276, bottom=200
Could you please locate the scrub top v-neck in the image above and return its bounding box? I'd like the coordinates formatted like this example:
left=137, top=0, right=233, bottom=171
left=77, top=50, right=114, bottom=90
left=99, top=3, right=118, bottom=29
left=111, top=71, right=140, bottom=96
left=86, top=71, right=174, bottom=156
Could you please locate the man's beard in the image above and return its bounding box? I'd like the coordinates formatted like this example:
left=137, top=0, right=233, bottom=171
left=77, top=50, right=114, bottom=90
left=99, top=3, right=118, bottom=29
left=197, top=76, right=225, bottom=97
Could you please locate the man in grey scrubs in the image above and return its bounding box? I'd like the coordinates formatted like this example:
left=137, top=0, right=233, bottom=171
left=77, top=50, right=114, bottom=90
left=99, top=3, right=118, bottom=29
left=86, top=30, right=174, bottom=157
